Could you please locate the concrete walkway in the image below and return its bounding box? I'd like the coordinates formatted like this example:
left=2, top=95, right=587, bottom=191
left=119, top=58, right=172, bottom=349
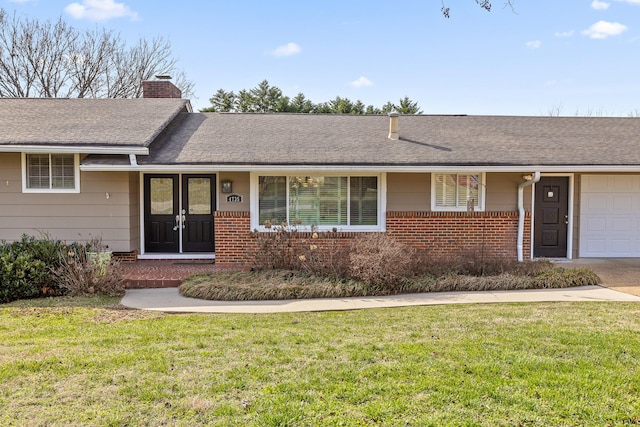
left=565, top=258, right=640, bottom=297
left=120, top=258, right=640, bottom=313
left=120, top=285, right=640, bottom=314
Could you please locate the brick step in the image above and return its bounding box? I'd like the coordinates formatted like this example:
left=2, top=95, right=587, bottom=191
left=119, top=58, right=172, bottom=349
left=121, top=260, right=241, bottom=289
left=125, top=278, right=182, bottom=288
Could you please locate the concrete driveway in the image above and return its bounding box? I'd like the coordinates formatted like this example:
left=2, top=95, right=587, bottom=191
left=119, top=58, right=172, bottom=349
left=565, top=258, right=640, bottom=296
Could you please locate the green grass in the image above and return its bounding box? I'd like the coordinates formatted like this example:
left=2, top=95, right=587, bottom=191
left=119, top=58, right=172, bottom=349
left=1, top=299, right=639, bottom=426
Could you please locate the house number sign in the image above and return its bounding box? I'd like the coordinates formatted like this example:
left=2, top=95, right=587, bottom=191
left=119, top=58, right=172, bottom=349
left=226, top=194, right=242, bottom=203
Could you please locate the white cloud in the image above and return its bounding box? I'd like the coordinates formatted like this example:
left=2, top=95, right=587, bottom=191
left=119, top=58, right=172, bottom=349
left=591, top=0, right=611, bottom=10
left=8, top=0, right=34, bottom=3
left=614, top=0, right=640, bottom=4
left=555, top=30, right=575, bottom=37
left=64, top=0, right=138, bottom=22
left=526, top=40, right=542, bottom=49
left=269, top=43, right=301, bottom=57
left=582, top=20, right=627, bottom=39
left=350, top=76, right=373, bottom=88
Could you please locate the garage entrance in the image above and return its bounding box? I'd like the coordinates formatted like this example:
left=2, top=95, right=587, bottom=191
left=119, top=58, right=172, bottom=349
left=580, top=175, right=640, bottom=257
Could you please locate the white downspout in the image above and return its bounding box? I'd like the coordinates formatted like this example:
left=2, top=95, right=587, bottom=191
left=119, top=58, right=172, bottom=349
left=517, top=171, right=540, bottom=261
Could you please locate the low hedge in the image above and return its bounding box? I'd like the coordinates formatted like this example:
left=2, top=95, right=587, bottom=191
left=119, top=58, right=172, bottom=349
left=0, top=234, right=123, bottom=304
left=179, top=267, right=601, bottom=301
left=0, top=235, right=64, bottom=303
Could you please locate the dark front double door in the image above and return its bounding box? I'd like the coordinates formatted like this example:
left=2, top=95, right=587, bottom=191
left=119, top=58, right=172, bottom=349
left=144, top=174, right=215, bottom=253
left=534, top=176, right=569, bottom=258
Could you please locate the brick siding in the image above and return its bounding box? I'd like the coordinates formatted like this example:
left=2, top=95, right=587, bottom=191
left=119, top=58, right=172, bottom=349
left=214, top=211, right=253, bottom=265
left=113, top=250, right=138, bottom=263
left=213, top=211, right=531, bottom=265
left=386, top=211, right=530, bottom=259
left=142, top=80, right=182, bottom=99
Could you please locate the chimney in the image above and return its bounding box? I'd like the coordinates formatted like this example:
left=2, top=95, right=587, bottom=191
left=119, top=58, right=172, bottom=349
left=142, top=76, right=182, bottom=98
left=388, top=113, right=399, bottom=140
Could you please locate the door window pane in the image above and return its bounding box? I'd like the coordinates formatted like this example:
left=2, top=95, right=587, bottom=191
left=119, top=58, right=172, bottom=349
left=150, top=178, right=174, bottom=215
left=188, top=177, right=211, bottom=215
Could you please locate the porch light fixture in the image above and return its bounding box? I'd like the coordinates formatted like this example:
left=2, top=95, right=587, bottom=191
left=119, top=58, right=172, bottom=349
left=221, top=179, right=232, bottom=193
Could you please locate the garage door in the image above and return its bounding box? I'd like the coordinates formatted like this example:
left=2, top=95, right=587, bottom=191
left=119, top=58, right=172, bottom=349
left=580, top=175, right=640, bottom=257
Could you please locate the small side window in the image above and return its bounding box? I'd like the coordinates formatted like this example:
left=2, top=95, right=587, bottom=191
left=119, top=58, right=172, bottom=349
left=432, top=173, right=484, bottom=211
left=23, top=153, right=79, bottom=193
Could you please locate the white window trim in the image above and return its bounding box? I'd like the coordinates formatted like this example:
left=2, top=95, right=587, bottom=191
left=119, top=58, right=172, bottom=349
left=431, top=172, right=486, bottom=212
left=21, top=153, right=80, bottom=194
left=250, top=172, right=386, bottom=232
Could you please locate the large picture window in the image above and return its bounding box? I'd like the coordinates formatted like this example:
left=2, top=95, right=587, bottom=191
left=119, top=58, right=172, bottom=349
left=23, top=153, right=79, bottom=193
left=432, top=173, right=485, bottom=211
left=256, top=175, right=380, bottom=230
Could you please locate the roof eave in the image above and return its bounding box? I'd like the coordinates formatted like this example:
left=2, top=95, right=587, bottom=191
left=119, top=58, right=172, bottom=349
left=79, top=163, right=640, bottom=173
left=0, top=145, right=149, bottom=155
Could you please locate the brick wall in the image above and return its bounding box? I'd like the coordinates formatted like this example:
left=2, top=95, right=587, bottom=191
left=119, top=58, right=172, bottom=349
left=386, top=211, right=530, bottom=259
left=214, top=211, right=253, bottom=265
left=142, top=80, right=182, bottom=98
left=213, top=211, right=531, bottom=265
left=113, top=250, right=138, bottom=263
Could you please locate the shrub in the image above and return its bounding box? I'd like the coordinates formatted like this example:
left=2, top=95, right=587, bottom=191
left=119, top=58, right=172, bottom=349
left=249, top=222, right=298, bottom=270
left=0, top=234, right=125, bottom=303
left=52, top=245, right=125, bottom=297
left=295, top=233, right=350, bottom=278
left=179, top=265, right=602, bottom=301
left=0, top=235, right=64, bottom=303
left=244, top=225, right=597, bottom=298
left=413, top=248, right=555, bottom=278
left=249, top=222, right=350, bottom=277
left=0, top=246, right=47, bottom=303
left=348, top=234, right=417, bottom=287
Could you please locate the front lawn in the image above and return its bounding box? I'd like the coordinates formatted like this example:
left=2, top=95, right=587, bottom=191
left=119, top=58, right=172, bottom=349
left=1, top=298, right=639, bottom=425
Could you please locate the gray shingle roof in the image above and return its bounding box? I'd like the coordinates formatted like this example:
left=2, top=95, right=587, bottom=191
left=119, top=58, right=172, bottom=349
left=136, top=112, right=640, bottom=167
left=0, top=98, right=189, bottom=148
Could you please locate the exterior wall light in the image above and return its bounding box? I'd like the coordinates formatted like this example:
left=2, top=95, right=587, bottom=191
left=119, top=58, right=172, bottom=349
left=221, top=179, right=233, bottom=193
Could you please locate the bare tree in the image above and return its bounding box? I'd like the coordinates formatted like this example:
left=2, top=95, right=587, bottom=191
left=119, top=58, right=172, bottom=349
left=546, top=104, right=563, bottom=117
left=0, top=8, right=193, bottom=99
left=68, top=28, right=117, bottom=98
left=441, top=0, right=516, bottom=18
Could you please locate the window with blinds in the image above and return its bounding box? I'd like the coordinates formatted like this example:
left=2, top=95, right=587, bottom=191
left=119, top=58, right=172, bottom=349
left=258, top=176, right=287, bottom=225
left=350, top=176, right=378, bottom=225
left=258, top=175, right=378, bottom=229
left=433, top=173, right=483, bottom=211
left=25, top=154, right=78, bottom=191
left=290, top=176, right=348, bottom=226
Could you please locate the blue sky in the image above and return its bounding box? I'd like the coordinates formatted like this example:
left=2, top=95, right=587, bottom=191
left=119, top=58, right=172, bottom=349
left=3, top=0, right=640, bottom=116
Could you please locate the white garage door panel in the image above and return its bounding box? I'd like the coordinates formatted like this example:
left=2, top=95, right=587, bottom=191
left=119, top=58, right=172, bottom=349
left=584, top=216, right=607, bottom=232
left=613, top=195, right=634, bottom=212
left=580, top=175, right=640, bottom=257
